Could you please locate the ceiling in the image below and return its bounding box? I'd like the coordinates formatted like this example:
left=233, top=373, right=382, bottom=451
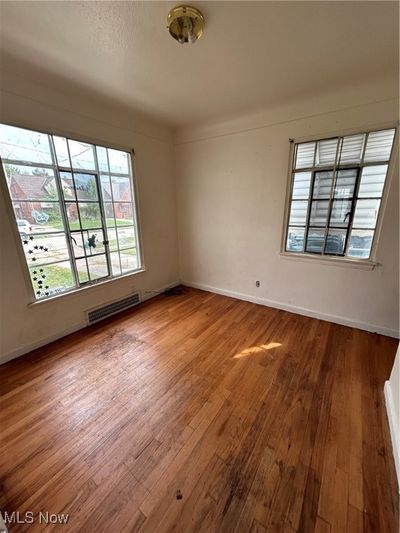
left=0, top=1, right=398, bottom=130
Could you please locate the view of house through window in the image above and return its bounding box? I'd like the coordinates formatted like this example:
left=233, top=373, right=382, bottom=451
left=0, top=124, right=141, bottom=299
left=284, top=128, right=396, bottom=260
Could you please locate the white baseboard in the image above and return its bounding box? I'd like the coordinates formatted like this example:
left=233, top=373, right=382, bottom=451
left=182, top=280, right=399, bottom=338
left=141, top=280, right=181, bottom=302
left=0, top=322, right=85, bottom=366
left=0, top=281, right=181, bottom=366
left=384, top=381, right=400, bottom=491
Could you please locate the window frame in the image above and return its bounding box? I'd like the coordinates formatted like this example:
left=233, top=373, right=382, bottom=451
left=0, top=121, right=145, bottom=304
left=280, top=123, right=398, bottom=268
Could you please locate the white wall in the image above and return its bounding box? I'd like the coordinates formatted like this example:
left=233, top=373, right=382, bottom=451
left=0, top=71, right=179, bottom=363
left=175, top=79, right=399, bottom=337
left=385, top=345, right=400, bottom=488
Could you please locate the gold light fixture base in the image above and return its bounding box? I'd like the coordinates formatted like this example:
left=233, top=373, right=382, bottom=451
left=167, top=5, right=205, bottom=44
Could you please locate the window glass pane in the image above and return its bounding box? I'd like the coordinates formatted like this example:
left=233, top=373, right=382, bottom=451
left=325, top=229, right=346, bottom=255
left=309, top=200, right=329, bottom=227
left=82, top=229, right=106, bottom=255
left=103, top=202, right=116, bottom=225
left=286, top=227, right=305, bottom=252
left=306, top=228, right=325, bottom=254
left=13, top=202, right=64, bottom=233
left=67, top=139, right=95, bottom=170
left=364, top=129, right=395, bottom=162
left=334, top=169, right=357, bottom=198
left=347, top=229, right=374, bottom=259
left=29, top=261, right=75, bottom=298
left=316, top=138, right=338, bottom=166
left=108, top=148, right=129, bottom=174
left=14, top=216, right=34, bottom=237
left=295, top=142, right=315, bottom=169
left=0, top=124, right=52, bottom=164
left=76, top=258, right=89, bottom=283
left=110, top=251, right=121, bottom=276
left=87, top=255, right=109, bottom=280
left=120, top=248, right=138, bottom=273
left=60, top=171, right=99, bottom=202
left=77, top=202, right=102, bottom=230
left=100, top=175, right=112, bottom=200
left=66, top=202, right=80, bottom=230
left=22, top=233, right=70, bottom=265
left=330, top=199, right=352, bottom=228
left=71, top=231, right=85, bottom=257
left=353, top=199, right=380, bottom=229
left=111, top=176, right=132, bottom=201
left=358, top=165, right=387, bottom=198
left=339, top=134, right=365, bottom=165
left=60, top=171, right=98, bottom=202
left=4, top=165, right=58, bottom=201
left=312, top=171, right=333, bottom=199
left=292, top=172, right=311, bottom=199
left=60, top=172, right=76, bottom=200
left=289, top=200, right=308, bottom=226
left=106, top=227, right=118, bottom=251
left=114, top=203, right=134, bottom=225
left=73, top=173, right=98, bottom=201
left=117, top=226, right=136, bottom=249
left=96, top=146, right=109, bottom=172
left=53, top=136, right=70, bottom=167
left=71, top=230, right=106, bottom=257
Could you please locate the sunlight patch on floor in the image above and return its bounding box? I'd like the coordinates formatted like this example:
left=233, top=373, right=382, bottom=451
left=233, top=342, right=282, bottom=359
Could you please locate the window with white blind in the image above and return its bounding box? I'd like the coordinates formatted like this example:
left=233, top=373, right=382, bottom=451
left=283, top=128, right=396, bottom=261
left=0, top=123, right=142, bottom=300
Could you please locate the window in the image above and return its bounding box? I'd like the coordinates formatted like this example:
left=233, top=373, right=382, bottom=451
left=0, top=123, right=142, bottom=300
left=284, top=128, right=396, bottom=261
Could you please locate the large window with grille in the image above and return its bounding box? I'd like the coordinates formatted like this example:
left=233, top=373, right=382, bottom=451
left=284, top=128, right=396, bottom=260
left=0, top=123, right=142, bottom=300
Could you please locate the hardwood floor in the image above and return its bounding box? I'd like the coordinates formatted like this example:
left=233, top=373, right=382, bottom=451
left=0, top=287, right=398, bottom=533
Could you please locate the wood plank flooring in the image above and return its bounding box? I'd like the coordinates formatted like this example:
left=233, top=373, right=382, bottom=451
left=0, top=287, right=398, bottom=532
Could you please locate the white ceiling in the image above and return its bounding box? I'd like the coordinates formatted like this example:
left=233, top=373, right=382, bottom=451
left=0, top=1, right=398, bottom=129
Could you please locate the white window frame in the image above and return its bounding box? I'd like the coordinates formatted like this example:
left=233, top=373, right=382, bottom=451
left=0, top=122, right=145, bottom=304
left=280, top=123, right=398, bottom=270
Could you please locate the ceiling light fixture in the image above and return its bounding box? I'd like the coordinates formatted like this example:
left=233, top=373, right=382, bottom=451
left=167, top=5, right=205, bottom=44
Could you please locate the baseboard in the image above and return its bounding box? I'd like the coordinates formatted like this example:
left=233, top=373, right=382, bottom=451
left=141, top=280, right=181, bottom=302
left=182, top=280, right=399, bottom=338
left=384, top=381, right=400, bottom=491
left=0, top=280, right=181, bottom=366
left=0, top=322, right=85, bottom=366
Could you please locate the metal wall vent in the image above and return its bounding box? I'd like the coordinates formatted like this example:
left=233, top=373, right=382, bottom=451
left=87, top=292, right=141, bottom=325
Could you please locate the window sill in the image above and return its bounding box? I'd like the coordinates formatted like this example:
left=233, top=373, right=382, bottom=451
left=28, top=268, right=146, bottom=307
left=279, top=252, right=377, bottom=270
